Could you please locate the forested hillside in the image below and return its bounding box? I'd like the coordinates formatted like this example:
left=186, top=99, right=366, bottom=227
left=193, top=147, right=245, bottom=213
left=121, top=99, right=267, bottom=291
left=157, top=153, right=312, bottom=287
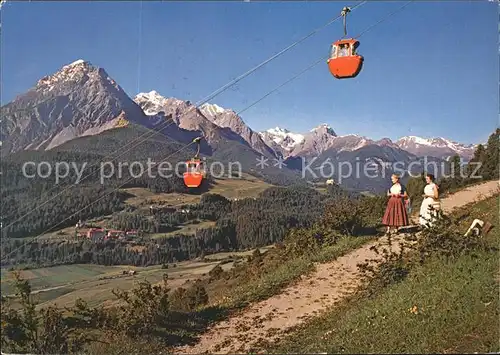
left=0, top=147, right=207, bottom=239
left=1, top=184, right=359, bottom=268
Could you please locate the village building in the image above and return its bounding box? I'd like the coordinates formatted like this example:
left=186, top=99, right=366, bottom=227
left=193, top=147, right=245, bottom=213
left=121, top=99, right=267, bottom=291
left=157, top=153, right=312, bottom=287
left=107, top=230, right=125, bottom=239
left=86, top=228, right=106, bottom=242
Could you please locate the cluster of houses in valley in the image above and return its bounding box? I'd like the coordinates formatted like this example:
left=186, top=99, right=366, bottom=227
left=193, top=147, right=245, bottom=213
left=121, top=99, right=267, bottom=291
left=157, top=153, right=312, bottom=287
left=72, top=203, right=193, bottom=243
left=83, top=228, right=139, bottom=242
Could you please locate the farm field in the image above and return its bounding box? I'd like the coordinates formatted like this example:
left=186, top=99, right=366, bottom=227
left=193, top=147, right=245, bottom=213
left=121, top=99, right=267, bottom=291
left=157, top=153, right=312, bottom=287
left=1, top=247, right=272, bottom=309
left=149, top=220, right=217, bottom=239
left=123, top=173, right=273, bottom=208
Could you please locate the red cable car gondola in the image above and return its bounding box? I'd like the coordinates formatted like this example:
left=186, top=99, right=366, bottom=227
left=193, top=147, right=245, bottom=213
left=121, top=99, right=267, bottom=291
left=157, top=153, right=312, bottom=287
left=183, top=137, right=205, bottom=188
left=327, top=7, right=364, bottom=79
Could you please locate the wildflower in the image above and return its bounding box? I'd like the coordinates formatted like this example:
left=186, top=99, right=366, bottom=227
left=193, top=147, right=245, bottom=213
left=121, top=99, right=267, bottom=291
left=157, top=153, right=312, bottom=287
left=408, top=305, right=418, bottom=314
left=322, top=330, right=334, bottom=339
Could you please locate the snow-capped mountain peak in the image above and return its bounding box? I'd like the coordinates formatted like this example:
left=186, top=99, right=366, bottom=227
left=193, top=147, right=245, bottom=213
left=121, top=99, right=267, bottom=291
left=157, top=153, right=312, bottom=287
left=260, top=125, right=475, bottom=160
left=134, top=91, right=276, bottom=157
left=134, top=90, right=166, bottom=105
left=395, top=135, right=475, bottom=160
left=134, top=91, right=185, bottom=116
left=259, top=126, right=305, bottom=152
left=397, top=135, right=473, bottom=149
left=338, top=134, right=360, bottom=138
left=310, top=123, right=337, bottom=136
left=135, top=88, right=470, bottom=162
left=311, top=123, right=331, bottom=130
left=200, top=103, right=227, bottom=117
left=36, top=59, right=95, bottom=93
left=65, top=59, right=88, bottom=67
left=3, top=59, right=148, bottom=153
left=397, top=135, right=435, bottom=147
left=266, top=126, right=289, bottom=136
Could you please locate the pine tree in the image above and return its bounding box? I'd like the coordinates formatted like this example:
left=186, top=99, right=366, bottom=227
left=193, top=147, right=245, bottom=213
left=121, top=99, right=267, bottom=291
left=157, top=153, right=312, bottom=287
left=472, top=143, right=486, bottom=161
left=449, top=155, right=463, bottom=183
left=467, top=143, right=486, bottom=178
left=482, top=129, right=499, bottom=180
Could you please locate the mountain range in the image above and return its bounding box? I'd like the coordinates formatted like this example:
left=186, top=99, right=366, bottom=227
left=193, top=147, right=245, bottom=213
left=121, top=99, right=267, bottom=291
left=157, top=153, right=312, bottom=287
left=257, top=125, right=475, bottom=161
left=0, top=59, right=478, bottom=192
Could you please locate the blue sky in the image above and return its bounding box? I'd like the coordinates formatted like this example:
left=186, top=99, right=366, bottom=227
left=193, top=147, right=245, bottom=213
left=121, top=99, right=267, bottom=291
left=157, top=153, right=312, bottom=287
left=1, top=1, right=497, bottom=145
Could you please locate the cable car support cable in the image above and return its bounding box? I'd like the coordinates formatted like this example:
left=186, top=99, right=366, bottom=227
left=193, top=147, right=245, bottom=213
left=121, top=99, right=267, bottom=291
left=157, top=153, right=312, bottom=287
left=341, top=6, right=351, bottom=37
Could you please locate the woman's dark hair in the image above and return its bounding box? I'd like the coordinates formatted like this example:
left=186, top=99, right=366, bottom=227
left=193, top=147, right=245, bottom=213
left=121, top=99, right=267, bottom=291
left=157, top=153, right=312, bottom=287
left=426, top=173, right=435, bottom=182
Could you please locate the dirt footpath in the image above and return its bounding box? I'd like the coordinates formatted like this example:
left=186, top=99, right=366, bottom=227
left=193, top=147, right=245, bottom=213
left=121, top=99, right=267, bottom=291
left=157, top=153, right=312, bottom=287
left=175, top=180, right=499, bottom=354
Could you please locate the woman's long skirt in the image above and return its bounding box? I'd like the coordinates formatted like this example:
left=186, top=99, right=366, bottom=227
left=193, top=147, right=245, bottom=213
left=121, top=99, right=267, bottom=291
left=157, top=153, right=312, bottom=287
left=382, top=196, right=409, bottom=227
left=419, top=197, right=439, bottom=226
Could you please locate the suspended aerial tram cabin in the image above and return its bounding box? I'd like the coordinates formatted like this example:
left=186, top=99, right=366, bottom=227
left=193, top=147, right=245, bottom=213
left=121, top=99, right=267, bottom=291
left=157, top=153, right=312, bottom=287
left=183, top=137, right=205, bottom=188
left=327, top=7, right=364, bottom=79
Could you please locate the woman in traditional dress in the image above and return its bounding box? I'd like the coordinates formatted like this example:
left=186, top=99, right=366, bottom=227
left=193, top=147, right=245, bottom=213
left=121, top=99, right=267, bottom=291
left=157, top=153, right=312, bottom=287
left=382, top=174, right=409, bottom=234
left=419, top=173, right=440, bottom=227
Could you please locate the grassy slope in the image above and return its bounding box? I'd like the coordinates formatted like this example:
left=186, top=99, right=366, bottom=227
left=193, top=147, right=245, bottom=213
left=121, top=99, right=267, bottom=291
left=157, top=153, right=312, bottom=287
left=2, top=237, right=373, bottom=353
left=265, top=195, right=499, bottom=354
left=151, top=237, right=374, bottom=351
left=123, top=173, right=273, bottom=204
left=207, top=236, right=373, bottom=310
